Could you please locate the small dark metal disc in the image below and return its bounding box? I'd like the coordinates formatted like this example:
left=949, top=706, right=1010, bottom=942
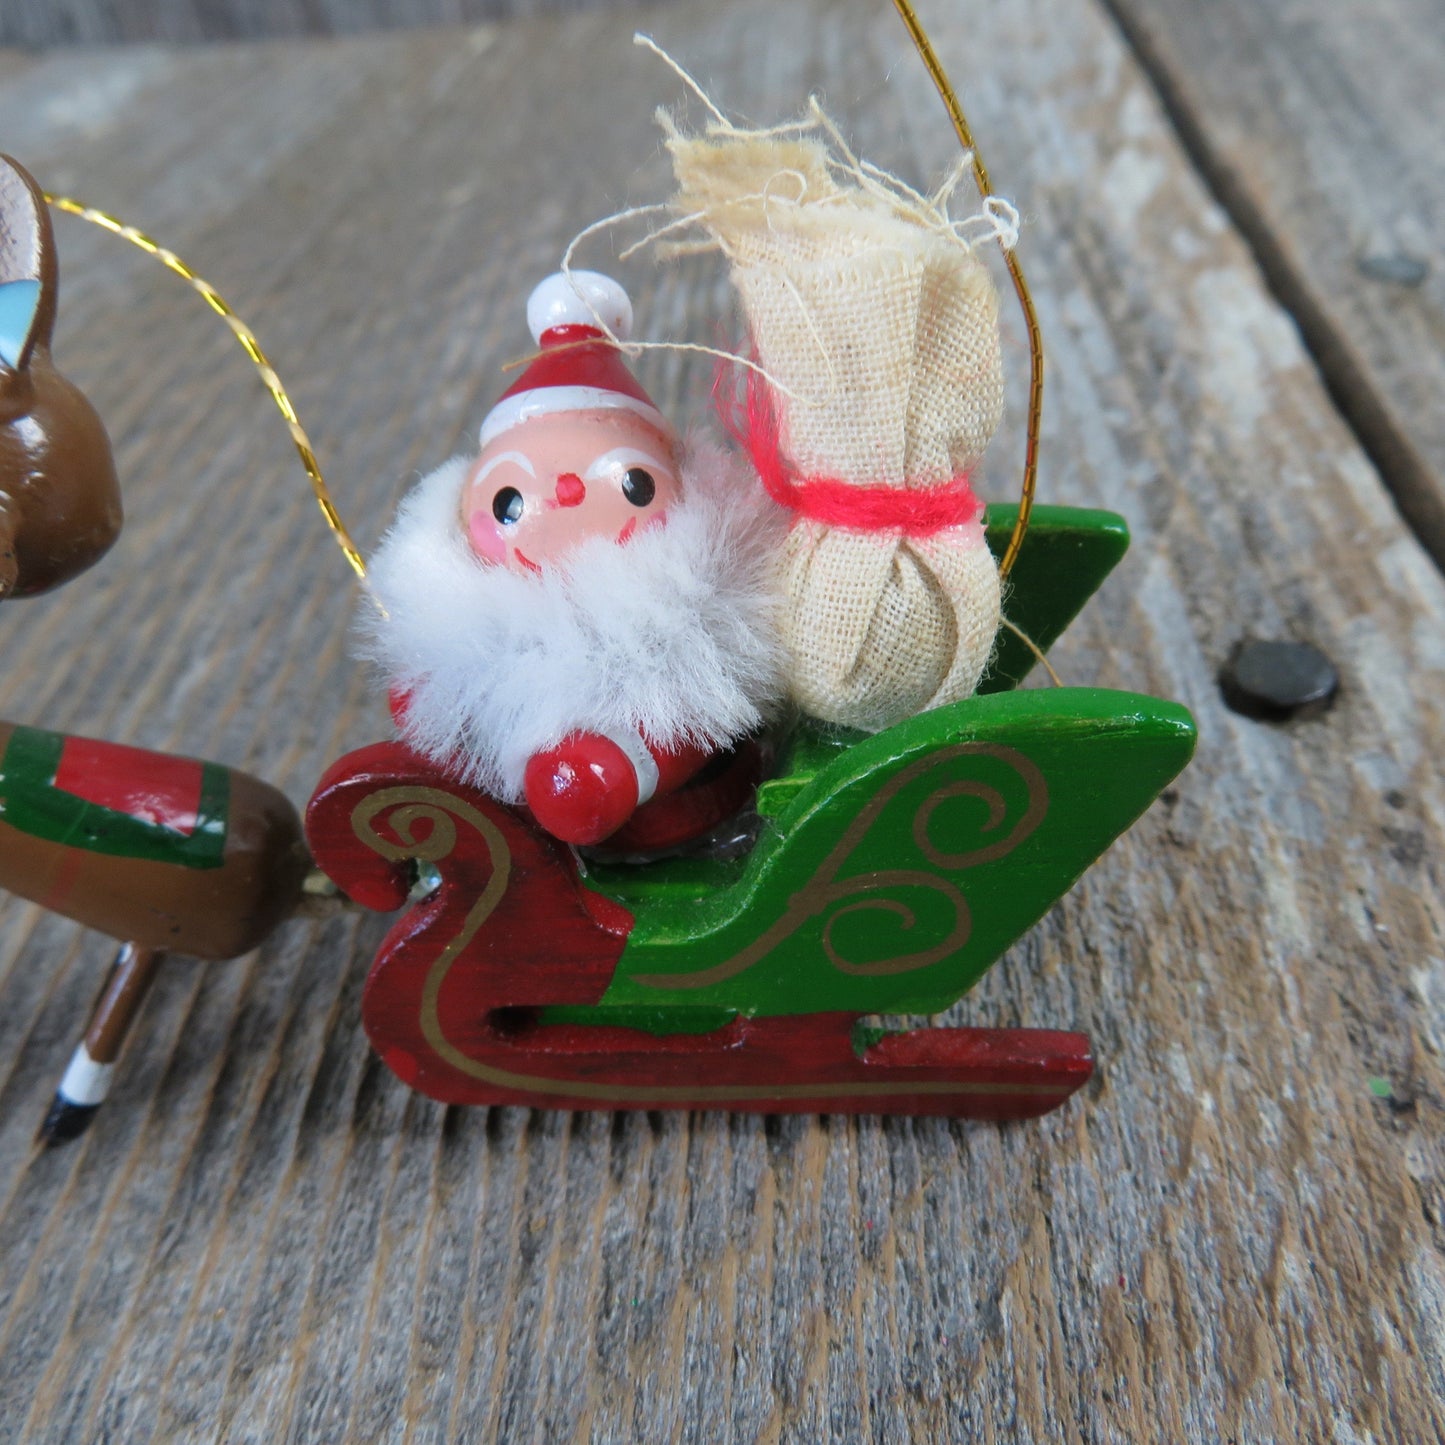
left=1356, top=251, right=1429, bottom=287
left=1219, top=639, right=1339, bottom=721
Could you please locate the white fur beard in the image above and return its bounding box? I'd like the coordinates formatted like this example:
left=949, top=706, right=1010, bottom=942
left=360, top=440, right=787, bottom=803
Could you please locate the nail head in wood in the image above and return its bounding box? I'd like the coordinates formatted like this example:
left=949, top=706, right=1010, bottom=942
left=1220, top=639, right=1339, bottom=721
left=1355, top=251, right=1429, bottom=287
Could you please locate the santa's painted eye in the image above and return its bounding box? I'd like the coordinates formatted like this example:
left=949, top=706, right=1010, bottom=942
left=492, top=487, right=524, bottom=524
left=621, top=468, right=656, bottom=507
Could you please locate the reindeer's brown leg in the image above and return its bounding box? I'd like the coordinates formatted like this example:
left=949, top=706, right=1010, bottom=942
left=39, top=942, right=164, bottom=1145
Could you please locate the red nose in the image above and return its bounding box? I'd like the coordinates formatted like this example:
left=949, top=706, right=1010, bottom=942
left=555, top=473, right=586, bottom=507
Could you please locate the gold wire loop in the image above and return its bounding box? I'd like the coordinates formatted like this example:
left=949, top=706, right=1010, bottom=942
left=44, top=194, right=367, bottom=580
left=890, top=0, right=1042, bottom=580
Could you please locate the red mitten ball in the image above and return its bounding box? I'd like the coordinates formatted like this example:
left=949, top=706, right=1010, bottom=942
left=524, top=733, right=640, bottom=845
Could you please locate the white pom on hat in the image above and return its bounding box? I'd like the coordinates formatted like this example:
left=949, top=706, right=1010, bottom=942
left=526, top=271, right=634, bottom=343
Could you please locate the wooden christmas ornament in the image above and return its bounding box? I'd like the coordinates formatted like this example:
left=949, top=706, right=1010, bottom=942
left=304, top=20, right=1196, bottom=1120
left=0, top=2, right=1197, bottom=1136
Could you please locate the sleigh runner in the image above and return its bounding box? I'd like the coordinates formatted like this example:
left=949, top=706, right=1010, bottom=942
left=306, top=506, right=1195, bottom=1117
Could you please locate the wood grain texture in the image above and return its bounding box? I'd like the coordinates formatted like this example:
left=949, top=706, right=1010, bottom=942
left=0, top=1, right=1442, bottom=1440
left=1102, top=0, right=1445, bottom=565
left=0, top=0, right=678, bottom=49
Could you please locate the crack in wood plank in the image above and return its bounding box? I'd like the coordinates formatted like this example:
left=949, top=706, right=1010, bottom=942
left=1098, top=0, right=1445, bottom=571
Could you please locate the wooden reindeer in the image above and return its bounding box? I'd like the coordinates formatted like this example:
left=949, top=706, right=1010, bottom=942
left=0, top=157, right=316, bottom=1142
left=0, top=720, right=314, bottom=1138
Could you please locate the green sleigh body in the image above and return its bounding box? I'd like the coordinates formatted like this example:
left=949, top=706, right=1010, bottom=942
left=306, top=506, right=1196, bottom=1117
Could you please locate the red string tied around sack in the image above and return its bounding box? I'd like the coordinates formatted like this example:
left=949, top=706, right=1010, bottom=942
left=717, top=360, right=984, bottom=538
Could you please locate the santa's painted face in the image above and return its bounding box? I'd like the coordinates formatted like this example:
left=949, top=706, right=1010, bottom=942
left=460, top=409, right=681, bottom=573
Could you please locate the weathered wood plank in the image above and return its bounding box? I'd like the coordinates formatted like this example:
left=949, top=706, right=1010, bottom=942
left=0, top=0, right=677, bottom=50
left=0, top=1, right=1442, bottom=1441
left=1102, top=0, right=1445, bottom=564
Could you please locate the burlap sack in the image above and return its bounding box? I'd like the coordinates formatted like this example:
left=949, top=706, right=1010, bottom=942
left=668, top=124, right=1005, bottom=732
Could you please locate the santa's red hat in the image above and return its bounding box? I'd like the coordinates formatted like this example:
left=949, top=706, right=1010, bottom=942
left=479, top=272, right=670, bottom=448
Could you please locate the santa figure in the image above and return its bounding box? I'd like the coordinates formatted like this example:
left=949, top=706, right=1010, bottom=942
left=363, top=271, right=784, bottom=848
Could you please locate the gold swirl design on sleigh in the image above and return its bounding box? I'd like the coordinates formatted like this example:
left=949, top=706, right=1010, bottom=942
left=634, top=742, right=1048, bottom=990
left=350, top=785, right=514, bottom=1020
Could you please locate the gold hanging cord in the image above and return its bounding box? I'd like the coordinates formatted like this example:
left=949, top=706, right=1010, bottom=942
left=44, top=193, right=368, bottom=580
left=890, top=0, right=1041, bottom=580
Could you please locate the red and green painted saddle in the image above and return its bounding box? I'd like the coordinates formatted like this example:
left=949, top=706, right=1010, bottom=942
left=0, top=720, right=307, bottom=960
left=0, top=726, right=230, bottom=869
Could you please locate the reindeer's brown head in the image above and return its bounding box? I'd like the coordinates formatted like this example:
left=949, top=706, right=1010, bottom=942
left=0, top=155, right=121, bottom=601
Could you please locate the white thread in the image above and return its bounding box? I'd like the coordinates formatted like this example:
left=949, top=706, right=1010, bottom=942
left=775, top=269, right=841, bottom=401
left=629, top=39, right=1019, bottom=263
left=554, top=45, right=1018, bottom=408
left=929, top=154, right=974, bottom=211
left=633, top=34, right=732, bottom=129
left=557, top=202, right=812, bottom=403
left=981, top=196, right=1020, bottom=250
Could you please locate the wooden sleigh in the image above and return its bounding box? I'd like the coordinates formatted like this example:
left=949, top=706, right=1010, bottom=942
left=307, top=505, right=1196, bottom=1119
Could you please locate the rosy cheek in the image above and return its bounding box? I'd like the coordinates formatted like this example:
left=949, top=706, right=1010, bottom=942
left=467, top=509, right=508, bottom=564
